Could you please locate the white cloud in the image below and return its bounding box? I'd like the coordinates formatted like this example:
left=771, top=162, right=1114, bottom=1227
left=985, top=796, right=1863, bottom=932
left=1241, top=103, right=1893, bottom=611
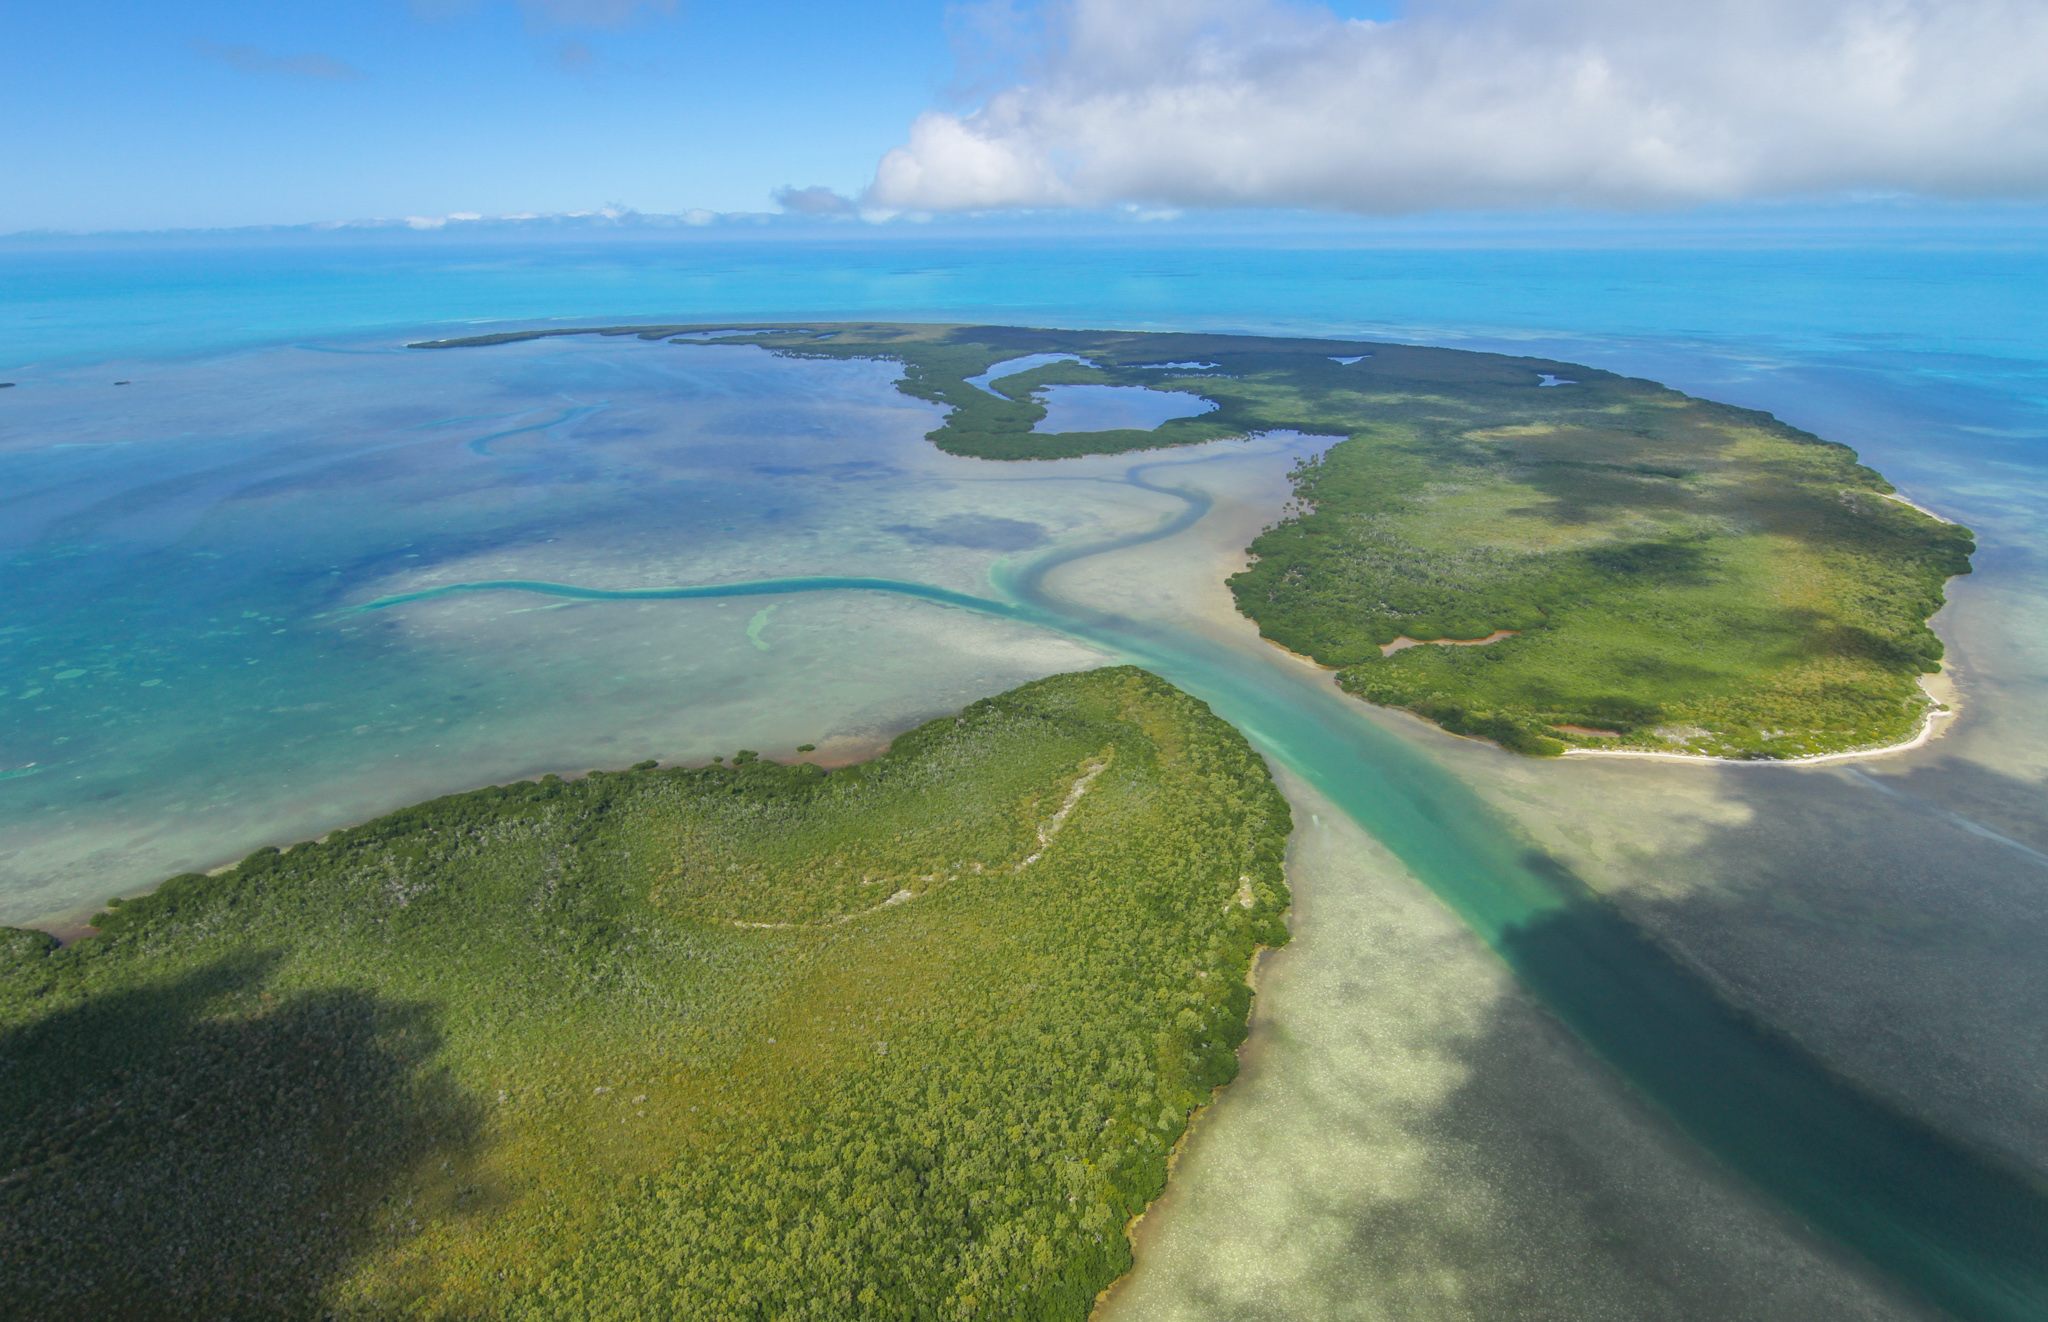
left=872, top=111, right=1077, bottom=210
left=865, top=0, right=2048, bottom=213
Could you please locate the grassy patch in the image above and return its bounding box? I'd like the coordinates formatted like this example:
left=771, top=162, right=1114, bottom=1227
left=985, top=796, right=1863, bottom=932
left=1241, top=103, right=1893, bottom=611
left=0, top=668, right=1289, bottom=1318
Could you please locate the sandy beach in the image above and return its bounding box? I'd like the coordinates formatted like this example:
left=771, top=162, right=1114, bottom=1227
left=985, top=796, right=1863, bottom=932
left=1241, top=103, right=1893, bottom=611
left=1562, top=665, right=1959, bottom=767
left=1255, top=632, right=1962, bottom=769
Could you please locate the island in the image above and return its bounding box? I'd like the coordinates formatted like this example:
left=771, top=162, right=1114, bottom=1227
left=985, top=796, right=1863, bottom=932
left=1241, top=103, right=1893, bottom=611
left=0, top=668, right=1289, bottom=1316
left=417, top=323, right=1976, bottom=758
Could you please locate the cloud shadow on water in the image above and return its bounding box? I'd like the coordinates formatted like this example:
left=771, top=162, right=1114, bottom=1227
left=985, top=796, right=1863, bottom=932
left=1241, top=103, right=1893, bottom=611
left=1589, top=749, right=2048, bottom=1177
left=1117, top=752, right=2048, bottom=1321
left=1482, top=853, right=2048, bottom=1322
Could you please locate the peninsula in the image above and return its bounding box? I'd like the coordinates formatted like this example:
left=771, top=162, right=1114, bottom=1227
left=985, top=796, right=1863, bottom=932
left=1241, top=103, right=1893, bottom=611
left=418, top=323, right=1976, bottom=759
left=0, top=669, right=1289, bottom=1316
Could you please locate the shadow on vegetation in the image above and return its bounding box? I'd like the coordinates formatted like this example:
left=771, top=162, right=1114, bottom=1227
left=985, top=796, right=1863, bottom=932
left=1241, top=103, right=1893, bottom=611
left=0, top=952, right=484, bottom=1318
left=1581, top=538, right=1714, bottom=582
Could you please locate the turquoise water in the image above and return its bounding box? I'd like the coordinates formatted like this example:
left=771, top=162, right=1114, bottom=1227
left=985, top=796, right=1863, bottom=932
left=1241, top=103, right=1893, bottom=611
left=359, top=575, right=1025, bottom=618
left=351, top=461, right=2048, bottom=1321
left=5, top=238, right=2045, bottom=378
left=5, top=235, right=2048, bottom=1316
left=0, top=338, right=1136, bottom=919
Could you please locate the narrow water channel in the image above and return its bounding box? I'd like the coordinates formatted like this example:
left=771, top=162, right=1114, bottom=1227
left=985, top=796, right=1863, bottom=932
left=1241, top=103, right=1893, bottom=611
left=365, top=454, right=2048, bottom=1322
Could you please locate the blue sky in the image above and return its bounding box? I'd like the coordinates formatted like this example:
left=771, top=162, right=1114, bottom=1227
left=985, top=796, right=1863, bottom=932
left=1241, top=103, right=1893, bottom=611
left=4, top=1, right=2041, bottom=234
left=2, top=1, right=968, bottom=230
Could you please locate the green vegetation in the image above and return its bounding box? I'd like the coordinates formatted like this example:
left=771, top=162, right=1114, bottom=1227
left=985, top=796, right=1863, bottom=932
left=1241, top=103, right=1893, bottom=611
left=0, top=669, right=1287, bottom=1318
left=415, top=323, right=1971, bottom=758
left=1225, top=391, right=1974, bottom=758
left=415, top=322, right=1340, bottom=461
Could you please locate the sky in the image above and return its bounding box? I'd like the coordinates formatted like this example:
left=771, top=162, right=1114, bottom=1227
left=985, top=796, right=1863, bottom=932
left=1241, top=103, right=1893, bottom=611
left=3, top=0, right=2044, bottom=234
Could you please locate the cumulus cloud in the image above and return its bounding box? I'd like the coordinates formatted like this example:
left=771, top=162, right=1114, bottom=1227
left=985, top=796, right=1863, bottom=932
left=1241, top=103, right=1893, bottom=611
left=192, top=41, right=365, bottom=82
left=866, top=0, right=2048, bottom=213
left=772, top=185, right=859, bottom=216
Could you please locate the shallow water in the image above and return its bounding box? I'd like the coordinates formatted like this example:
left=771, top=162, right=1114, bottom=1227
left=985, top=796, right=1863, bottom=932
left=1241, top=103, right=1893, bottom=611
left=0, top=340, right=1129, bottom=920
left=963, top=351, right=1091, bottom=395
left=1030, top=382, right=1217, bottom=433
left=321, top=377, right=2048, bottom=1317
left=1376, top=330, right=2048, bottom=1186
left=1103, top=771, right=1920, bottom=1322
left=5, top=237, right=2048, bottom=1318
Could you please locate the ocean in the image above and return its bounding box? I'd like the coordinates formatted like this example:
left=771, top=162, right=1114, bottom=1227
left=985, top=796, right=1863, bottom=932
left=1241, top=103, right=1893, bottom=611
left=3, top=233, right=2046, bottom=1318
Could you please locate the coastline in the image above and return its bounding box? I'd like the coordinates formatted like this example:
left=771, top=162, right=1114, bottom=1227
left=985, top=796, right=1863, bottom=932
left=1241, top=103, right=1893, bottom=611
left=29, top=730, right=902, bottom=942
left=1883, top=489, right=1959, bottom=525
left=13, top=316, right=2034, bottom=1318
left=1093, top=903, right=1287, bottom=1319
left=1255, top=633, right=1961, bottom=768
left=1560, top=665, right=1959, bottom=767
left=7, top=668, right=1299, bottom=1316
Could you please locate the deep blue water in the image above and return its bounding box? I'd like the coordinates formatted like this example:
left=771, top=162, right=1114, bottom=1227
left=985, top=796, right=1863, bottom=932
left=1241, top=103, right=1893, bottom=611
left=3, top=237, right=2043, bottom=380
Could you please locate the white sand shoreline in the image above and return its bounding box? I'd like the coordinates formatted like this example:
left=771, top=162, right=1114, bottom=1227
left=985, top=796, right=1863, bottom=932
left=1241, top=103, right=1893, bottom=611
left=1882, top=489, right=1959, bottom=525
left=1256, top=634, right=1960, bottom=770
left=1561, top=666, right=1959, bottom=768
